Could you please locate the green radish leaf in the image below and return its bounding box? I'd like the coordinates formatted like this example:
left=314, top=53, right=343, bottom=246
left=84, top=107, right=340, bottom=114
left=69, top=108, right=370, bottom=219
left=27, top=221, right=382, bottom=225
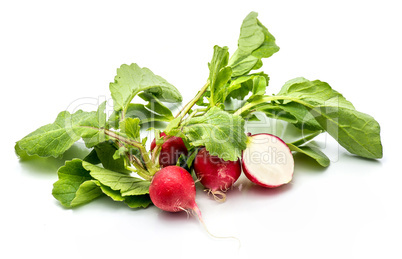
left=124, top=104, right=172, bottom=124
left=113, top=146, right=127, bottom=160
left=83, top=149, right=101, bottom=164
left=289, top=131, right=323, bottom=147
left=287, top=143, right=330, bottom=167
left=124, top=195, right=152, bottom=208
left=69, top=180, right=104, bottom=207
left=108, top=103, right=173, bottom=129
left=109, top=63, right=182, bottom=114
left=245, top=77, right=383, bottom=159
left=273, top=78, right=382, bottom=158
left=16, top=102, right=107, bottom=158
left=93, top=180, right=151, bottom=208
left=138, top=92, right=174, bottom=120
left=255, top=78, right=356, bottom=131
left=164, top=116, right=181, bottom=135
left=196, top=90, right=211, bottom=107
left=277, top=77, right=355, bottom=109
left=93, top=141, right=129, bottom=174
left=208, top=45, right=232, bottom=106
left=310, top=106, right=383, bottom=159
left=92, top=180, right=125, bottom=202
left=227, top=72, right=269, bottom=100
left=228, top=11, right=280, bottom=77
left=119, top=118, right=141, bottom=141
left=82, top=161, right=150, bottom=196
left=14, top=144, right=39, bottom=160
left=257, top=102, right=323, bottom=131
left=186, top=148, right=199, bottom=168
left=182, top=107, right=247, bottom=161
left=52, top=159, right=103, bottom=207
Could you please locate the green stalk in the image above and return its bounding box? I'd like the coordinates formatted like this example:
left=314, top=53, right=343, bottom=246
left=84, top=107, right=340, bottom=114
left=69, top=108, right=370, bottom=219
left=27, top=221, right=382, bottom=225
left=175, top=81, right=210, bottom=120
left=234, top=95, right=314, bottom=116
left=151, top=135, right=173, bottom=164
left=181, top=108, right=205, bottom=125
left=104, top=129, right=156, bottom=175
left=126, top=165, right=152, bottom=181
left=104, top=129, right=143, bottom=149
left=138, top=145, right=158, bottom=175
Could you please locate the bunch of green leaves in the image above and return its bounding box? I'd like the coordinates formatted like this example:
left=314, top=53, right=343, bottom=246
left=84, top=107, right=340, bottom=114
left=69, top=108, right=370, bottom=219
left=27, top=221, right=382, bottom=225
left=15, top=11, right=382, bottom=209
left=15, top=62, right=184, bottom=208
left=235, top=77, right=383, bottom=163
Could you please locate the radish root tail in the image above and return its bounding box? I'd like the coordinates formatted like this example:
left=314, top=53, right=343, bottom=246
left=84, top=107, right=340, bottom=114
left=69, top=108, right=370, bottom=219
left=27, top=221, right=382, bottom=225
left=191, top=204, right=241, bottom=249
left=211, top=190, right=226, bottom=203
left=204, top=189, right=227, bottom=203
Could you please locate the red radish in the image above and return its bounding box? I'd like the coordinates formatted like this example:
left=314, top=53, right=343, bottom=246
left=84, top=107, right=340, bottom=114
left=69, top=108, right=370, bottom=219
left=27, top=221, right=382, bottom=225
left=193, top=148, right=242, bottom=202
left=242, top=133, right=294, bottom=188
left=149, top=165, right=238, bottom=242
left=150, top=132, right=188, bottom=167
left=149, top=166, right=201, bottom=215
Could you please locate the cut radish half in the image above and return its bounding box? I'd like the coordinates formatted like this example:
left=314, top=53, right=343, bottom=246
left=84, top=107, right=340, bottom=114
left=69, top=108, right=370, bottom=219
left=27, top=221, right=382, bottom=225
left=242, top=133, right=294, bottom=188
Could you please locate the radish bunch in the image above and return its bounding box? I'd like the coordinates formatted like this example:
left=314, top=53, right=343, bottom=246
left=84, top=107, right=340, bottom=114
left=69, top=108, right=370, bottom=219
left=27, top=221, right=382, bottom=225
left=149, top=133, right=295, bottom=214
left=16, top=11, right=382, bottom=235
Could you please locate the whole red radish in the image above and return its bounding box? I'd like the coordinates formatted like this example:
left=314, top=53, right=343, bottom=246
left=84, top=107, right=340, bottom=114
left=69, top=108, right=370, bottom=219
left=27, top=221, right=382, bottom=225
left=242, top=133, right=294, bottom=188
left=149, top=166, right=237, bottom=240
left=149, top=166, right=201, bottom=215
left=193, top=148, right=242, bottom=202
left=150, top=132, right=188, bottom=167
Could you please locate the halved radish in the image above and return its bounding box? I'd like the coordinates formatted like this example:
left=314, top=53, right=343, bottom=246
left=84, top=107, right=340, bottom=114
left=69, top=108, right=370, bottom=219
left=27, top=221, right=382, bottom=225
left=242, top=133, right=294, bottom=188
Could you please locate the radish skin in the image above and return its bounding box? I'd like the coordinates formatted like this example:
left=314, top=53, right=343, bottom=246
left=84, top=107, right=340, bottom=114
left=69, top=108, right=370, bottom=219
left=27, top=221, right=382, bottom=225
left=194, top=148, right=242, bottom=202
left=150, top=132, right=188, bottom=167
left=149, top=166, right=198, bottom=212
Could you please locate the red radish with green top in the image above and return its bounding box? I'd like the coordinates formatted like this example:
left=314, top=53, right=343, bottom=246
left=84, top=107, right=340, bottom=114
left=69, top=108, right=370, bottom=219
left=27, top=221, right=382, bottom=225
left=242, top=133, right=294, bottom=188
left=193, top=147, right=242, bottom=202
left=150, top=132, right=188, bottom=167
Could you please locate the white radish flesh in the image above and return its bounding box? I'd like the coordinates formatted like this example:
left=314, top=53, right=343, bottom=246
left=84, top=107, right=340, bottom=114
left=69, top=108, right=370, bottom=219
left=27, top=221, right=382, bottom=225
left=242, top=133, right=294, bottom=188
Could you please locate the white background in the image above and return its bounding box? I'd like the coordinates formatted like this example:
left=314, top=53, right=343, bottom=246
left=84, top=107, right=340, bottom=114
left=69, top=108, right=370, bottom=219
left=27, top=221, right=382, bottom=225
left=1, top=1, right=401, bottom=258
